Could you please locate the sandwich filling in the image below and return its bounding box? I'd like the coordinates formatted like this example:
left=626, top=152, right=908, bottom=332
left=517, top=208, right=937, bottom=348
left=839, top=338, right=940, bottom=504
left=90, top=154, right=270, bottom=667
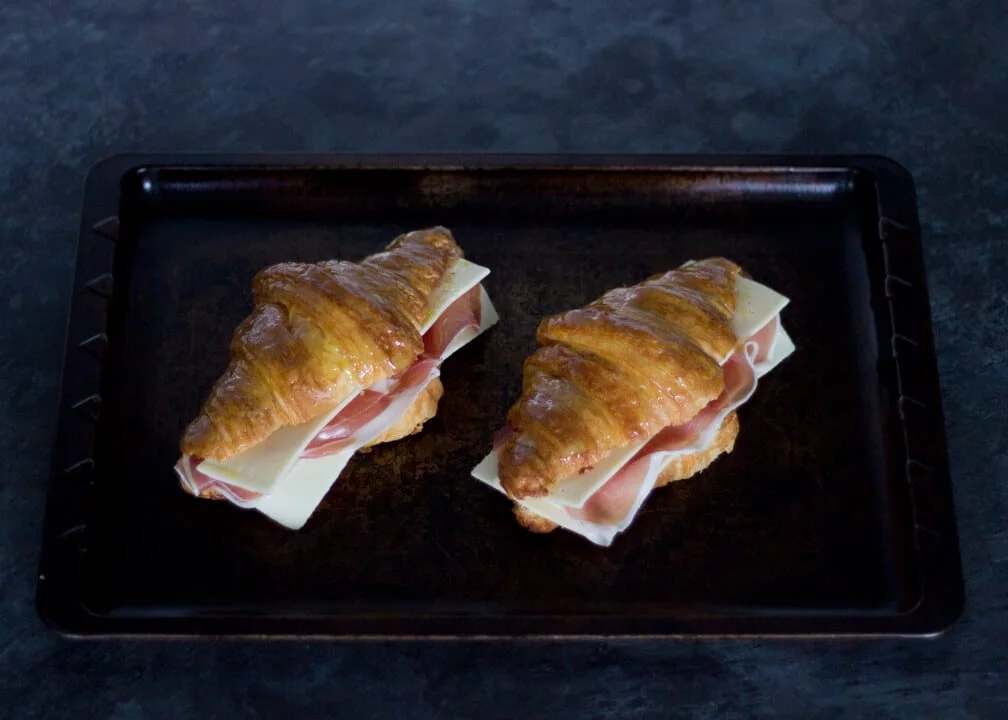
left=176, top=259, right=498, bottom=529
left=471, top=274, right=793, bottom=546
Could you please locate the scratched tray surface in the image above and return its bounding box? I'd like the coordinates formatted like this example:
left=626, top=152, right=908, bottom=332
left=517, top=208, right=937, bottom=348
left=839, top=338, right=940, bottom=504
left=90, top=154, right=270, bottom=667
left=38, top=156, right=963, bottom=637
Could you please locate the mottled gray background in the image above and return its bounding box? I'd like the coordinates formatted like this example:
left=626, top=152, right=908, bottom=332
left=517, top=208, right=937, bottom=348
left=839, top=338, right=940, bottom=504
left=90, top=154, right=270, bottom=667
left=2, top=0, right=1006, bottom=717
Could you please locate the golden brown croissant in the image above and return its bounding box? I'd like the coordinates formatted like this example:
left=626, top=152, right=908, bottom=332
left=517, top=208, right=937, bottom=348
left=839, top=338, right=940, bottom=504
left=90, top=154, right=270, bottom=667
left=181, top=227, right=463, bottom=461
left=498, top=257, right=744, bottom=500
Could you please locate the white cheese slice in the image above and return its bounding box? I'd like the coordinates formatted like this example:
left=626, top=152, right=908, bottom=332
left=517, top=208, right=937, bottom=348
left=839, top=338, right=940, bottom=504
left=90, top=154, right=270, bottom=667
left=526, top=444, right=646, bottom=509
left=195, top=393, right=360, bottom=494
left=191, top=258, right=491, bottom=494
left=756, top=325, right=795, bottom=378
left=470, top=452, right=618, bottom=545
left=252, top=288, right=500, bottom=529
left=421, top=259, right=491, bottom=334
left=720, top=275, right=790, bottom=363
left=440, top=285, right=499, bottom=362
left=471, top=274, right=794, bottom=546
left=252, top=365, right=442, bottom=529
left=472, top=419, right=735, bottom=546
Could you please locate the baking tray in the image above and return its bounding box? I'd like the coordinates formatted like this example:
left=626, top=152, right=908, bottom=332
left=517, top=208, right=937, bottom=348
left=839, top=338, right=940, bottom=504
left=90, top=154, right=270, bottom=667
left=37, top=154, right=964, bottom=638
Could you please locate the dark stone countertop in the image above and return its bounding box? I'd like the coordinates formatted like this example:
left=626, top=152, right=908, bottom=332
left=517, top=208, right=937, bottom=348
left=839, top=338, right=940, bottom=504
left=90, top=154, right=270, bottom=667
left=1, top=1, right=1005, bottom=717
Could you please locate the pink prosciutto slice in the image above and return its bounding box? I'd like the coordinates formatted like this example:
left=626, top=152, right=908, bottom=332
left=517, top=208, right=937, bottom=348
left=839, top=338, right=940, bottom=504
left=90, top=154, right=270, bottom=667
left=301, top=357, right=440, bottom=458
left=177, top=284, right=484, bottom=503
left=563, top=317, right=774, bottom=528
left=304, top=287, right=482, bottom=459
left=177, top=455, right=262, bottom=506
left=424, top=284, right=481, bottom=358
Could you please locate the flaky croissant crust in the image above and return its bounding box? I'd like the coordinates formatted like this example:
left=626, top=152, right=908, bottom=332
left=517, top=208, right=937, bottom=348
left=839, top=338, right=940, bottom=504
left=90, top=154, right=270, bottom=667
left=182, top=227, right=462, bottom=461
left=498, top=257, right=743, bottom=499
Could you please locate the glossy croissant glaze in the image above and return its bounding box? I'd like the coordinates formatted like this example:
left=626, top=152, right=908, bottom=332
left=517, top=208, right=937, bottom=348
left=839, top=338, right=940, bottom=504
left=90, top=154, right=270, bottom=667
left=497, top=257, right=744, bottom=500
left=181, top=227, right=462, bottom=461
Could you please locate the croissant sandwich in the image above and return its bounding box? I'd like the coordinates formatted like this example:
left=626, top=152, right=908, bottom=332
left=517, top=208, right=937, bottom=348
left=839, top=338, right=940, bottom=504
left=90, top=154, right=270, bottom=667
left=175, top=227, right=499, bottom=529
left=471, top=258, right=793, bottom=546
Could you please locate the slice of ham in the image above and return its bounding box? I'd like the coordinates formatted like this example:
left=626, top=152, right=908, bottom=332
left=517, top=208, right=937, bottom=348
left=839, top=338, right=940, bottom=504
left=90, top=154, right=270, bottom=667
left=748, top=314, right=778, bottom=365
left=566, top=347, right=757, bottom=527
left=307, top=286, right=482, bottom=459
left=302, top=357, right=440, bottom=458
left=562, top=318, right=775, bottom=534
left=424, top=284, right=481, bottom=358
left=177, top=285, right=484, bottom=503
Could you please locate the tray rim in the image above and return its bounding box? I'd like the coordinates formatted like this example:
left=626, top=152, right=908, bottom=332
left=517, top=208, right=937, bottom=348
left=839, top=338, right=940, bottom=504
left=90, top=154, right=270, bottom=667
left=36, top=153, right=965, bottom=640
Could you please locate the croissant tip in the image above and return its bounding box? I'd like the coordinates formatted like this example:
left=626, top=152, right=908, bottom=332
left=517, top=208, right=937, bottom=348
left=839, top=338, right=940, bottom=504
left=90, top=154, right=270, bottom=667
left=400, top=225, right=455, bottom=242
left=180, top=415, right=227, bottom=461
left=500, top=474, right=551, bottom=501
left=180, top=417, right=203, bottom=455
left=513, top=504, right=559, bottom=533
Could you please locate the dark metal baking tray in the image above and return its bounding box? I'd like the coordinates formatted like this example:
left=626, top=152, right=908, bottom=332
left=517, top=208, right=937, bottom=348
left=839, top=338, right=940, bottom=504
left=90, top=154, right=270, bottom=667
left=37, top=154, right=963, bottom=638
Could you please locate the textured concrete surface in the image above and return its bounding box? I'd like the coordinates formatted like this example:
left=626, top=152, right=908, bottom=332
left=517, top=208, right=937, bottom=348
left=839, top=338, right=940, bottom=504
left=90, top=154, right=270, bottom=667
left=1, top=0, right=1006, bottom=717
